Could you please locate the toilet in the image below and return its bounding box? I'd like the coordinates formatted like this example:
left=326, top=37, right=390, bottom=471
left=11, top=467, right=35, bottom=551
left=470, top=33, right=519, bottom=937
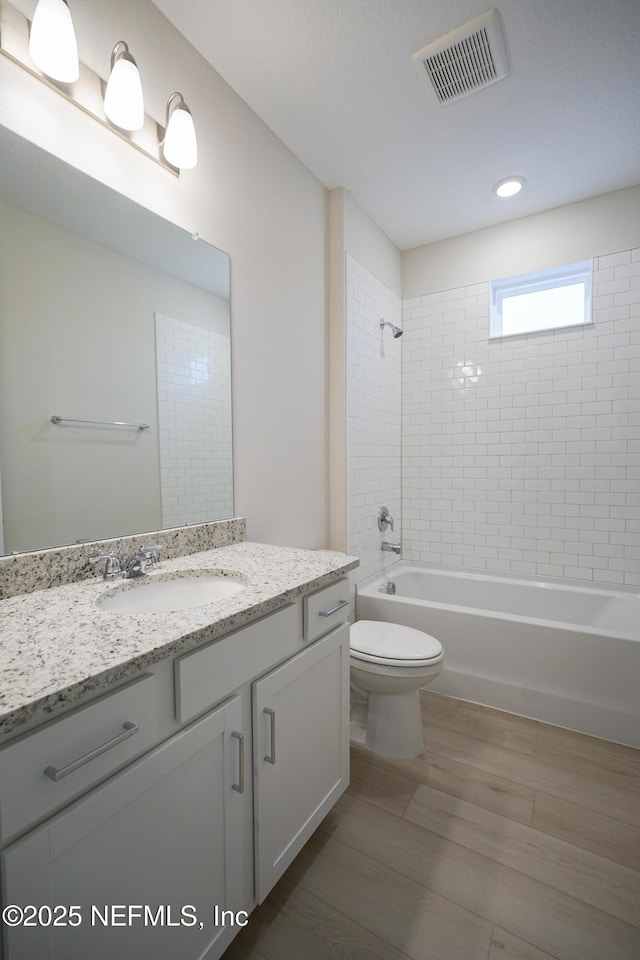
left=349, top=620, right=443, bottom=759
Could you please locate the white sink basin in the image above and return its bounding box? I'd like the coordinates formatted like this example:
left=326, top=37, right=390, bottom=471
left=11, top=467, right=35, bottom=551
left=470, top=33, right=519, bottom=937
left=98, top=573, right=246, bottom=614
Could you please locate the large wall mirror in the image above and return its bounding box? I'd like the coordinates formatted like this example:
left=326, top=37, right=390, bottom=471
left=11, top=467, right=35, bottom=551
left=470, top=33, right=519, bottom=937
left=0, top=126, right=233, bottom=556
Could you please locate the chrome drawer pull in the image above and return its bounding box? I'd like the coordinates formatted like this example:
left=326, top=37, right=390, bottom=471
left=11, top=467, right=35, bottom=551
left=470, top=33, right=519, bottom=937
left=319, top=599, right=349, bottom=618
left=231, top=731, right=245, bottom=793
left=44, top=721, right=139, bottom=782
left=263, top=707, right=276, bottom=764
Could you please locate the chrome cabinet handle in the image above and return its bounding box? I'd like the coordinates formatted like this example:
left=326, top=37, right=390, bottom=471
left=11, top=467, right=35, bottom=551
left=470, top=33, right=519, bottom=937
left=263, top=707, right=276, bottom=764
left=231, top=731, right=245, bottom=793
left=319, top=599, right=349, bottom=618
left=44, top=721, right=139, bottom=782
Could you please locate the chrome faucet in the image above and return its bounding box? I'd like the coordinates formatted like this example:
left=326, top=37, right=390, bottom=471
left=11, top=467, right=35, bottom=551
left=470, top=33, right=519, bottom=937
left=381, top=541, right=402, bottom=555
left=89, top=544, right=161, bottom=580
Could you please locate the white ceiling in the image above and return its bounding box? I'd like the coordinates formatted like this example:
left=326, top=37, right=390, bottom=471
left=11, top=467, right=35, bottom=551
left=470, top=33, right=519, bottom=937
left=151, top=0, right=640, bottom=251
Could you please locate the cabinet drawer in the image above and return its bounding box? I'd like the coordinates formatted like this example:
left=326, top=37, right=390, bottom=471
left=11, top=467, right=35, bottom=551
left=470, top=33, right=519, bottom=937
left=175, top=603, right=299, bottom=724
left=0, top=674, right=158, bottom=842
left=303, top=579, right=350, bottom=642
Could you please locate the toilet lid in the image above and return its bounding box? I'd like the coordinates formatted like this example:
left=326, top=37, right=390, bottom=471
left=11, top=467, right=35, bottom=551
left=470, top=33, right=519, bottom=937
left=350, top=620, right=442, bottom=666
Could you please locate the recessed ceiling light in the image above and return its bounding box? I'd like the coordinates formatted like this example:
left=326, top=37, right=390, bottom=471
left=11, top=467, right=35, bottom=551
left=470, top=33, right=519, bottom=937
left=494, top=176, right=525, bottom=198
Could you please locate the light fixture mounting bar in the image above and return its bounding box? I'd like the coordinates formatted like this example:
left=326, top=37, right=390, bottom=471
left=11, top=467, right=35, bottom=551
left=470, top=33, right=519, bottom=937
left=0, top=0, right=178, bottom=175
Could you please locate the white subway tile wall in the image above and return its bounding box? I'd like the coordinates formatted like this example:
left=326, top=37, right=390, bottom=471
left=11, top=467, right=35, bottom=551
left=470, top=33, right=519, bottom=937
left=155, top=313, right=233, bottom=528
left=402, top=248, right=640, bottom=586
left=346, top=255, right=402, bottom=584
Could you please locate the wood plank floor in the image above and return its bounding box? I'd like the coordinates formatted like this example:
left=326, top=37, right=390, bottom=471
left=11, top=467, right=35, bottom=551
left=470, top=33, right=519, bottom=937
left=224, top=691, right=640, bottom=960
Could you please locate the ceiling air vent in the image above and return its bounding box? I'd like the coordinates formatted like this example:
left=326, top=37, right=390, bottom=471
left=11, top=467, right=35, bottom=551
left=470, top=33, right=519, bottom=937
left=412, top=9, right=509, bottom=105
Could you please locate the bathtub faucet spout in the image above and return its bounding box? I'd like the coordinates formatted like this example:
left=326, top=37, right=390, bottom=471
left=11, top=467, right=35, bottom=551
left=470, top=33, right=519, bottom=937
left=381, top=541, right=402, bottom=555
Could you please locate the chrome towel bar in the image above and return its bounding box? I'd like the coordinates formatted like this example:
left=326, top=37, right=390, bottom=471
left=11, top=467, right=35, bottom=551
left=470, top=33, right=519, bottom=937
left=51, top=415, right=149, bottom=431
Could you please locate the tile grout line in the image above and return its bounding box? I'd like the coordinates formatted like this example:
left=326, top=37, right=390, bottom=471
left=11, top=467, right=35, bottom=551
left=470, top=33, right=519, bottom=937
left=418, top=726, right=640, bottom=830
left=489, top=927, right=567, bottom=960
left=408, top=784, right=640, bottom=926
left=530, top=721, right=540, bottom=829
left=354, top=745, right=539, bottom=830
left=485, top=924, right=495, bottom=960
left=308, top=827, right=498, bottom=950
left=357, top=737, right=640, bottom=838
left=342, top=787, right=640, bottom=934
left=355, top=745, right=640, bottom=881
left=270, top=852, right=422, bottom=960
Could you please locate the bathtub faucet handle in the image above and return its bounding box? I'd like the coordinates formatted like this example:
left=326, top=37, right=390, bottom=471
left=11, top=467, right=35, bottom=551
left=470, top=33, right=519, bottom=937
left=378, top=506, right=395, bottom=532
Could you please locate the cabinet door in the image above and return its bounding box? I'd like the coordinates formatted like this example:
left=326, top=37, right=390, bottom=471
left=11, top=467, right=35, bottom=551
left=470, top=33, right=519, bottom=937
left=253, top=623, right=350, bottom=902
left=1, top=697, right=246, bottom=960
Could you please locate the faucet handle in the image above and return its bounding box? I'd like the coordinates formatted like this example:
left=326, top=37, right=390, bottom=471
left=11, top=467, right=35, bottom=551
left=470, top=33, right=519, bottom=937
left=139, top=543, right=161, bottom=554
left=377, top=506, right=395, bottom=532
left=133, top=543, right=162, bottom=573
left=89, top=552, right=122, bottom=580
left=139, top=543, right=162, bottom=562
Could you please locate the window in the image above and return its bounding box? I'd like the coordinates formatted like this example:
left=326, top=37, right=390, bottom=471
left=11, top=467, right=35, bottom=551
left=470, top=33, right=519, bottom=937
left=490, top=260, right=592, bottom=338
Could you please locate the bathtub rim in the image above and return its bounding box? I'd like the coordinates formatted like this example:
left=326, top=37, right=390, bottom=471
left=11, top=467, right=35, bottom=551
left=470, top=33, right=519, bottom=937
left=356, top=561, right=640, bottom=644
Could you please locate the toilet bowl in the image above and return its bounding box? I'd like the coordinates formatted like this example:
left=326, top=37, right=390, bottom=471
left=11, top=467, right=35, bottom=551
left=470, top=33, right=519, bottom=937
left=350, top=619, right=443, bottom=759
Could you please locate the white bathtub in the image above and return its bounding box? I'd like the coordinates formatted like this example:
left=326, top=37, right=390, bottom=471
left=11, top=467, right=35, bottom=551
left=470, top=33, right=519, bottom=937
left=356, top=563, right=640, bottom=747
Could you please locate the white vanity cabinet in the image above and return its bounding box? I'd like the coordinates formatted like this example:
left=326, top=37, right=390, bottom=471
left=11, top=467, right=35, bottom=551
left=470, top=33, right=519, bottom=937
left=1, top=697, right=244, bottom=960
left=0, top=577, right=351, bottom=960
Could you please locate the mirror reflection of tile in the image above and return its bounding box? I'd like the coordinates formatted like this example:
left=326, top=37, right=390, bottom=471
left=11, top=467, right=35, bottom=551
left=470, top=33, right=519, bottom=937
left=155, top=312, right=233, bottom=528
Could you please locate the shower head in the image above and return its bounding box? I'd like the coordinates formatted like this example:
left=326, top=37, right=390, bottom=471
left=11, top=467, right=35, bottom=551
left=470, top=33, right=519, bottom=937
left=380, top=319, right=403, bottom=338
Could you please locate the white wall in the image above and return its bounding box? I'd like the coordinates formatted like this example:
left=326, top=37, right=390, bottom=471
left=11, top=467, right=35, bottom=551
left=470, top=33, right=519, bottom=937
left=403, top=185, right=640, bottom=298
left=342, top=191, right=402, bottom=298
left=346, top=255, right=402, bottom=584
left=0, top=0, right=329, bottom=549
left=328, top=188, right=401, bottom=554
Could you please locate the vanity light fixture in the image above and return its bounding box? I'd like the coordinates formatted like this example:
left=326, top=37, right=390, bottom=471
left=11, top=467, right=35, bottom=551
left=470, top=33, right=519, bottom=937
left=104, top=41, right=144, bottom=131
left=29, top=0, right=79, bottom=82
left=1, top=0, right=196, bottom=174
left=493, top=176, right=525, bottom=198
left=162, top=92, right=198, bottom=170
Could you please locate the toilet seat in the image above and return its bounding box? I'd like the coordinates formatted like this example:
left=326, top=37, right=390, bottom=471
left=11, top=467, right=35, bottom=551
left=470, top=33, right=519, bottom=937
left=350, top=620, right=443, bottom=668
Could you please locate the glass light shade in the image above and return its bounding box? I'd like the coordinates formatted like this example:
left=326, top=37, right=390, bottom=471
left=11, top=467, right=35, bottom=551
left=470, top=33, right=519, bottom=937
left=104, top=48, right=144, bottom=131
left=163, top=97, right=198, bottom=170
left=29, top=0, right=79, bottom=83
left=494, top=176, right=525, bottom=198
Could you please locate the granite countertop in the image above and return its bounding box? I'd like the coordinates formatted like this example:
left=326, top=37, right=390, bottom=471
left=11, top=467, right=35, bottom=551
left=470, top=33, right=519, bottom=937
left=0, top=541, right=358, bottom=739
